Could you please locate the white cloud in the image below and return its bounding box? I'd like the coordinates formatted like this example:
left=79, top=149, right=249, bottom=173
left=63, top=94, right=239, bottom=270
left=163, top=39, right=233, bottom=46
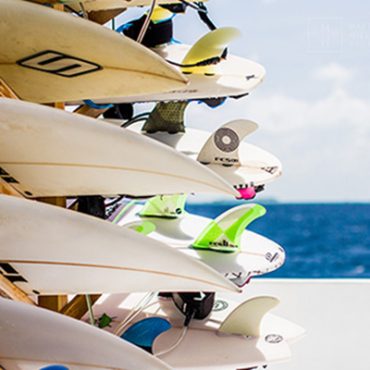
left=312, top=63, right=354, bottom=85
left=185, top=84, right=370, bottom=202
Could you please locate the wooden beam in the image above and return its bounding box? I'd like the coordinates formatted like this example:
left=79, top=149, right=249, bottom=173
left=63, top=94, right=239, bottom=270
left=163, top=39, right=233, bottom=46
left=74, top=104, right=108, bottom=119
left=32, top=0, right=61, bottom=4
left=60, top=294, right=101, bottom=320
left=0, top=78, right=19, bottom=99
left=36, top=195, right=67, bottom=311
left=38, top=295, right=68, bottom=311
left=0, top=178, right=24, bottom=198
left=0, top=274, right=35, bottom=305
left=52, top=3, right=64, bottom=11
left=45, top=102, right=65, bottom=110
left=36, top=196, right=66, bottom=208
left=88, top=8, right=126, bottom=25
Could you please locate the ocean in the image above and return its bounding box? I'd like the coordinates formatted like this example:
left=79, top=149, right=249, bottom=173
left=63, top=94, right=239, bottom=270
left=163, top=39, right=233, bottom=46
left=186, top=203, right=370, bottom=278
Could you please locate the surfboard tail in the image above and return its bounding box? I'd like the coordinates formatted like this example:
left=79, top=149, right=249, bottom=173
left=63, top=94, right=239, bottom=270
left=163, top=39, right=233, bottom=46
left=197, top=119, right=258, bottom=166
left=181, top=27, right=241, bottom=75
left=219, top=296, right=279, bottom=337
left=192, top=204, right=266, bottom=252
left=140, top=194, right=187, bottom=218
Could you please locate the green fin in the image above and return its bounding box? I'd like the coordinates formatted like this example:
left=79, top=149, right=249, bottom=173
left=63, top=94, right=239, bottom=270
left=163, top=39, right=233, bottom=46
left=140, top=194, right=187, bottom=219
left=127, top=221, right=156, bottom=235
left=142, top=101, right=189, bottom=134
left=193, top=204, right=266, bottom=252
left=97, top=313, right=114, bottom=329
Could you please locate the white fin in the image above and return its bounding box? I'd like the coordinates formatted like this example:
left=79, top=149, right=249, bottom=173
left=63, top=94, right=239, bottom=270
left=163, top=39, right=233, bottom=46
left=219, top=296, right=279, bottom=337
left=197, top=120, right=258, bottom=167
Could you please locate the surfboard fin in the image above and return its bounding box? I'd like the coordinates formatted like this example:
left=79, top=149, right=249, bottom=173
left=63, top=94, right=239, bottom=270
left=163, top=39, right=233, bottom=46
left=127, top=220, right=156, bottom=235
left=219, top=296, right=279, bottom=337
left=140, top=194, right=187, bottom=219
left=181, top=27, right=241, bottom=75
left=192, top=204, right=266, bottom=252
left=142, top=101, right=189, bottom=134
left=97, top=313, right=115, bottom=329
left=122, top=317, right=172, bottom=352
left=149, top=6, right=174, bottom=24
left=197, top=120, right=258, bottom=167
left=40, top=366, right=69, bottom=370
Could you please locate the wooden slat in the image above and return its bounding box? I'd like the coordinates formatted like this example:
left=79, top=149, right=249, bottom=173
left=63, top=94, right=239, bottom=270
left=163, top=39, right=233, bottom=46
left=74, top=104, right=108, bottom=118
left=0, top=78, right=19, bottom=99
left=36, top=196, right=67, bottom=208
left=36, top=195, right=68, bottom=310
left=52, top=3, right=64, bottom=11
left=0, top=274, right=35, bottom=305
left=60, top=294, right=101, bottom=319
left=0, top=178, right=24, bottom=198
left=88, top=8, right=126, bottom=25
left=45, top=102, right=65, bottom=110
left=38, top=295, right=68, bottom=311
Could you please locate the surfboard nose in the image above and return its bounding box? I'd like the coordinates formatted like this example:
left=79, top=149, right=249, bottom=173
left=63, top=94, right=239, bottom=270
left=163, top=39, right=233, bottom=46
left=185, top=161, right=241, bottom=197
left=0, top=298, right=174, bottom=370
left=148, top=138, right=240, bottom=197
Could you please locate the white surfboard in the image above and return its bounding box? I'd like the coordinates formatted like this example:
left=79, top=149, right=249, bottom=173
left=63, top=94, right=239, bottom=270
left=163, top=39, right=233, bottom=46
left=85, top=292, right=305, bottom=344
left=133, top=119, right=282, bottom=198
left=30, top=0, right=205, bottom=12
left=81, top=293, right=303, bottom=370
left=90, top=28, right=265, bottom=104
left=0, top=0, right=187, bottom=104
left=0, top=195, right=240, bottom=295
left=0, top=99, right=238, bottom=198
left=119, top=202, right=285, bottom=287
left=0, top=298, right=172, bottom=370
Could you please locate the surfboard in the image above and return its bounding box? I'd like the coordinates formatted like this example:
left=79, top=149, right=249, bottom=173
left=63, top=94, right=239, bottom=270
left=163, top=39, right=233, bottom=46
left=30, top=0, right=205, bottom=12
left=80, top=293, right=303, bottom=369
left=118, top=200, right=285, bottom=287
left=131, top=119, right=282, bottom=199
left=89, top=28, right=266, bottom=104
left=0, top=0, right=187, bottom=104
left=0, top=298, right=172, bottom=370
left=84, top=292, right=305, bottom=343
left=0, top=99, right=239, bottom=198
left=0, top=195, right=240, bottom=295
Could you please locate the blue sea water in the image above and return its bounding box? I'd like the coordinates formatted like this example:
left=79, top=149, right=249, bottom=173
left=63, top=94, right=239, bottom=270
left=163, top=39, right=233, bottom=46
left=185, top=203, right=370, bottom=278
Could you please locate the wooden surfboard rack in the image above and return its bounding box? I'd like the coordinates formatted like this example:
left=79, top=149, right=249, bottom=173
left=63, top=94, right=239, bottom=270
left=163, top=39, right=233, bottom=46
left=0, top=274, right=35, bottom=305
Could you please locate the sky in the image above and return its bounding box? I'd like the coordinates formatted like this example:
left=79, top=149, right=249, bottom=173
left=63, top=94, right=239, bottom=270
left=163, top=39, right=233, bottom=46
left=118, top=0, right=370, bottom=203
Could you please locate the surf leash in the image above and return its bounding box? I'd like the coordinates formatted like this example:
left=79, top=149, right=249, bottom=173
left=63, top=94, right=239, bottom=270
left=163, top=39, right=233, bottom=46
left=155, top=325, right=189, bottom=357
left=85, top=294, right=95, bottom=326
left=120, top=112, right=151, bottom=128
left=114, top=292, right=157, bottom=336
left=111, top=200, right=137, bottom=225
left=155, top=292, right=214, bottom=357
left=117, top=6, right=174, bottom=47
left=166, top=56, right=222, bottom=69
left=83, top=99, right=113, bottom=110
left=78, top=2, right=88, bottom=19
left=177, top=1, right=218, bottom=32
left=137, top=0, right=158, bottom=43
